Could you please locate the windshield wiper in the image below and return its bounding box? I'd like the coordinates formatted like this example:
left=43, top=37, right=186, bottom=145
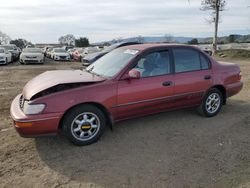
left=86, top=66, right=94, bottom=73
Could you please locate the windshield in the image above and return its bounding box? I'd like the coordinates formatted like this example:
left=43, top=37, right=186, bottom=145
left=102, top=43, right=120, bottom=53
left=78, top=49, right=84, bottom=53
left=1, top=45, right=14, bottom=50
left=54, top=49, right=66, bottom=53
left=23, top=48, right=41, bottom=53
left=86, top=48, right=139, bottom=78
left=0, top=49, right=4, bottom=53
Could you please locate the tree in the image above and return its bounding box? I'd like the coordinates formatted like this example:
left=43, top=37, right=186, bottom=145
left=188, top=38, right=199, bottom=44
left=58, top=34, right=76, bottom=46
left=163, top=34, right=174, bottom=43
left=10, top=39, right=32, bottom=49
left=228, top=34, right=236, bottom=43
left=75, top=37, right=89, bottom=47
left=0, top=31, right=11, bottom=44
left=201, top=0, right=226, bottom=55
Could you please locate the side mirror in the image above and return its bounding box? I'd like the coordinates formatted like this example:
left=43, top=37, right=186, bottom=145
left=128, top=69, right=141, bottom=79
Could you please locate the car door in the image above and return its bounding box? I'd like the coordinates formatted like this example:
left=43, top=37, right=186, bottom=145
left=116, top=49, right=175, bottom=120
left=172, top=47, right=213, bottom=107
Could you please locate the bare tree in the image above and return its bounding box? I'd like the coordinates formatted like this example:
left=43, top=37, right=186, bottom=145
left=58, top=34, right=76, bottom=46
left=0, top=31, right=11, bottom=44
left=201, top=0, right=226, bottom=55
left=163, top=34, right=174, bottom=43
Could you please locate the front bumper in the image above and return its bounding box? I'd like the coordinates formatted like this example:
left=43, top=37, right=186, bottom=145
left=82, top=59, right=91, bottom=66
left=20, top=57, right=44, bottom=64
left=0, top=59, right=7, bottom=64
left=10, top=94, right=63, bottom=137
left=54, top=56, right=70, bottom=61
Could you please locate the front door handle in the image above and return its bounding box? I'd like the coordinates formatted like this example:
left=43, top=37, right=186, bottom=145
left=204, top=75, right=212, bottom=80
left=162, top=81, right=173, bottom=87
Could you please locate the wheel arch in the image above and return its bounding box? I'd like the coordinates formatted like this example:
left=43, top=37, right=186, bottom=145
left=58, top=102, right=114, bottom=130
left=210, top=85, right=227, bottom=104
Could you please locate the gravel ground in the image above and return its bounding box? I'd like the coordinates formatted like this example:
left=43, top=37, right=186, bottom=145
left=0, top=58, right=250, bottom=188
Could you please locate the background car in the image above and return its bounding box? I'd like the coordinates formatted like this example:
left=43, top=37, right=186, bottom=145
left=62, top=46, right=74, bottom=52
left=72, top=48, right=84, bottom=61
left=19, top=48, right=44, bottom=64
left=0, top=44, right=20, bottom=61
left=0, top=47, right=12, bottom=65
left=82, top=41, right=141, bottom=66
left=51, top=48, right=70, bottom=61
left=67, top=48, right=76, bottom=59
left=45, top=47, right=54, bottom=58
left=82, top=47, right=100, bottom=56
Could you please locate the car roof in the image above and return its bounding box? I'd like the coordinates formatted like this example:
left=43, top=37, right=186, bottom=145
left=118, top=43, right=200, bottom=51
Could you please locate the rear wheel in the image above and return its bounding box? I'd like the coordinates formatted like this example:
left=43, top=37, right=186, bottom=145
left=62, top=104, right=106, bottom=146
left=198, top=88, right=223, bottom=117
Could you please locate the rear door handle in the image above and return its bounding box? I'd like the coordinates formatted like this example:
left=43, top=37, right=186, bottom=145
left=204, top=75, right=211, bottom=80
left=162, top=81, right=173, bottom=87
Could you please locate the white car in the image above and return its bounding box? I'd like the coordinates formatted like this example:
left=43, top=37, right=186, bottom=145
left=20, top=48, right=44, bottom=64
left=82, top=47, right=100, bottom=56
left=51, top=48, right=70, bottom=61
left=0, top=47, right=12, bottom=65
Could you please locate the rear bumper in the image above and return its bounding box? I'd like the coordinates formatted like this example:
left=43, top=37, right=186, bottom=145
left=226, top=81, right=243, bottom=98
left=10, top=94, right=63, bottom=137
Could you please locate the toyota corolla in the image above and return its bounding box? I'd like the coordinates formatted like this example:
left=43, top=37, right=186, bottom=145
left=10, top=44, right=243, bottom=146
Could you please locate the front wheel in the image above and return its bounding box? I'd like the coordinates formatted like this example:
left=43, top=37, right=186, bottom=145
left=198, top=88, right=223, bottom=117
left=62, top=104, right=106, bottom=146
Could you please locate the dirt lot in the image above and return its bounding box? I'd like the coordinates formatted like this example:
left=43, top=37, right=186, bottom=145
left=0, top=58, right=250, bottom=188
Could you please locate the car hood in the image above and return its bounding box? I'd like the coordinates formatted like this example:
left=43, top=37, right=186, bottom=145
left=83, top=51, right=106, bottom=61
left=23, top=70, right=106, bottom=100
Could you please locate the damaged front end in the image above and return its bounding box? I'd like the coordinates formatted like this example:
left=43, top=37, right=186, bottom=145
left=30, top=82, right=94, bottom=100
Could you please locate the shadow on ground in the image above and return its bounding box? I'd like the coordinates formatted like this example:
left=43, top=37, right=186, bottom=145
left=35, top=100, right=250, bottom=188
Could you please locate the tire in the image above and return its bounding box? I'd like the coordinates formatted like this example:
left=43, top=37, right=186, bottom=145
left=198, top=88, right=223, bottom=117
left=62, top=104, right=106, bottom=146
left=5, top=58, right=8, bottom=65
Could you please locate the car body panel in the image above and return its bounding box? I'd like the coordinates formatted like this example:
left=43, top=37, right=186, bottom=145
left=116, top=74, right=175, bottom=120
left=173, top=69, right=213, bottom=107
left=10, top=44, right=243, bottom=137
left=23, top=70, right=106, bottom=100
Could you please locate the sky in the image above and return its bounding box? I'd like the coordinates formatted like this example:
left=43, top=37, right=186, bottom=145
left=0, top=0, right=249, bottom=43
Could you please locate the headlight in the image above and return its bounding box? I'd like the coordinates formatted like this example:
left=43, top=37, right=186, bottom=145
left=23, top=102, right=46, bottom=115
left=0, top=56, right=4, bottom=60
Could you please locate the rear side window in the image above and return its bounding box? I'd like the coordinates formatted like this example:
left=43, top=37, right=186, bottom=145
left=173, top=48, right=210, bottom=73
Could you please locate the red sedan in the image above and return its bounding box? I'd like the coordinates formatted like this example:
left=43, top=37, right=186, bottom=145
left=10, top=44, right=243, bottom=145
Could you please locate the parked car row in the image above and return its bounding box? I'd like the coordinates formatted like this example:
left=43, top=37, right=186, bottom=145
left=0, top=44, right=21, bottom=64
left=43, top=46, right=101, bottom=62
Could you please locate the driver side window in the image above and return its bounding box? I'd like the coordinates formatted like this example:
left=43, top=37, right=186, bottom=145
left=134, top=51, right=171, bottom=78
